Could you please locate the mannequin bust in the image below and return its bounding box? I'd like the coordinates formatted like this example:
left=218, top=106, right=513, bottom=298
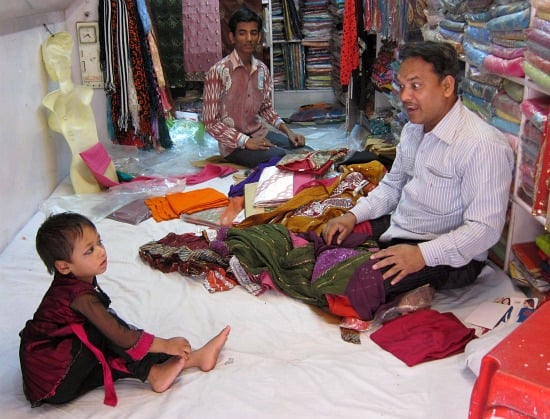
left=42, top=32, right=118, bottom=194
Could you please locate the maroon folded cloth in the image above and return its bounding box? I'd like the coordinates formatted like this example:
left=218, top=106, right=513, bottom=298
left=370, top=309, right=477, bottom=367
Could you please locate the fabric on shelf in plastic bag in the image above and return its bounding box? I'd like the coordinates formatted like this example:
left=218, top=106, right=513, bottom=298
left=523, top=60, right=550, bottom=92
left=483, top=55, right=525, bottom=78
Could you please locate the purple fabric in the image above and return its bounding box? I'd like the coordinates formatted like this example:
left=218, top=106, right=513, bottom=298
left=299, top=230, right=371, bottom=256
left=311, top=248, right=362, bottom=282
left=228, top=156, right=282, bottom=197
left=345, top=258, right=386, bottom=321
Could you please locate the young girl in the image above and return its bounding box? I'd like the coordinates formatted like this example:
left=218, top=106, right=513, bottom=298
left=19, top=212, right=230, bottom=407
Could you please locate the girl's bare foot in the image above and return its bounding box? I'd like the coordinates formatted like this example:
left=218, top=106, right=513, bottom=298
left=148, top=356, right=186, bottom=393
left=185, top=326, right=230, bottom=372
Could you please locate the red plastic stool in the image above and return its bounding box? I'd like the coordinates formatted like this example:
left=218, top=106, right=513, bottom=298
left=469, top=302, right=550, bottom=418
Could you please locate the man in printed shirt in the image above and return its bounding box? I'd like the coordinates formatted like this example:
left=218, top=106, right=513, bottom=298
left=202, top=7, right=306, bottom=168
left=323, top=41, right=515, bottom=300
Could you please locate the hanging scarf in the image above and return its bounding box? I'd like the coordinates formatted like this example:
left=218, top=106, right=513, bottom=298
left=340, top=0, right=359, bottom=86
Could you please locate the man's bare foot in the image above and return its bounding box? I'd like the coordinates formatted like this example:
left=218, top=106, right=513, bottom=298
left=148, top=356, right=186, bottom=393
left=185, top=326, right=230, bottom=372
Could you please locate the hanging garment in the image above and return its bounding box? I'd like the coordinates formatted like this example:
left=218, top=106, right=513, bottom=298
left=182, top=0, right=222, bottom=74
left=340, top=0, right=359, bottom=86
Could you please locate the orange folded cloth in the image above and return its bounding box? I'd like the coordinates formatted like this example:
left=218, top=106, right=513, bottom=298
left=145, top=188, right=230, bottom=222
left=166, top=188, right=230, bottom=215
left=144, top=196, right=179, bottom=221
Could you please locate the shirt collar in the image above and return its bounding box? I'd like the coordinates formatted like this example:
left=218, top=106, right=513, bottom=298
left=229, top=49, right=259, bottom=73
left=430, top=98, right=461, bottom=145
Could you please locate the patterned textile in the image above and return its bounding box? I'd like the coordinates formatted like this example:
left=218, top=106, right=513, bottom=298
left=340, top=0, right=359, bottom=86
left=138, top=232, right=229, bottom=276
left=182, top=0, right=222, bottom=73
left=276, top=148, right=349, bottom=175
left=138, top=223, right=386, bottom=319
left=237, top=160, right=387, bottom=234
left=225, top=224, right=384, bottom=319
left=99, top=0, right=172, bottom=149
left=149, top=0, right=186, bottom=89
left=253, top=166, right=295, bottom=208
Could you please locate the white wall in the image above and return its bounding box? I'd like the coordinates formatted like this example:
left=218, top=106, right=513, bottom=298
left=0, top=0, right=106, bottom=252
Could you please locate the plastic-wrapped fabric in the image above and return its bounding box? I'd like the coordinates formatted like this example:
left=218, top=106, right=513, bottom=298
left=490, top=1, right=530, bottom=18
left=536, top=9, right=550, bottom=21
left=465, top=0, right=494, bottom=11
left=464, top=41, right=489, bottom=67
left=421, top=24, right=447, bottom=43
left=490, top=115, right=520, bottom=135
left=492, top=91, right=522, bottom=123
left=467, top=67, right=504, bottom=87
left=533, top=0, right=550, bottom=13
left=465, top=25, right=491, bottom=44
left=522, top=60, right=550, bottom=91
left=502, top=78, right=524, bottom=102
left=440, top=0, right=468, bottom=15
left=521, top=135, right=541, bottom=163
left=445, top=13, right=467, bottom=22
left=468, top=39, right=493, bottom=55
left=486, top=7, right=531, bottom=32
left=532, top=16, right=550, bottom=33
left=483, top=55, right=525, bottom=78
left=520, top=162, right=536, bottom=185
left=526, top=28, right=550, bottom=49
left=491, top=35, right=527, bottom=48
left=527, top=39, right=550, bottom=62
left=462, top=92, right=494, bottom=120
left=492, top=29, right=529, bottom=41
left=461, top=77, right=499, bottom=102
left=523, top=121, right=544, bottom=146
left=465, top=11, right=493, bottom=26
left=438, top=26, right=465, bottom=43
left=521, top=97, right=550, bottom=132
left=489, top=43, right=525, bottom=59
left=439, top=18, right=466, bottom=32
left=525, top=49, right=550, bottom=75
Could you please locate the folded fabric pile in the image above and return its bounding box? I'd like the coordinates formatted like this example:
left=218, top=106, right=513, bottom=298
left=145, top=187, right=230, bottom=221
left=522, top=4, right=550, bottom=92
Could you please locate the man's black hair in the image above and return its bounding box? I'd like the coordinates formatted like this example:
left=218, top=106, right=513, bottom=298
left=229, top=7, right=262, bottom=34
left=399, top=41, right=461, bottom=93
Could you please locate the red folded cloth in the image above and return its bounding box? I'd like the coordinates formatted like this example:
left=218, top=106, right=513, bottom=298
left=370, top=309, right=477, bottom=366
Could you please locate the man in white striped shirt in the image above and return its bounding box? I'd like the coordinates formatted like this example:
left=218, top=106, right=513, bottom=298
left=323, top=41, right=514, bottom=299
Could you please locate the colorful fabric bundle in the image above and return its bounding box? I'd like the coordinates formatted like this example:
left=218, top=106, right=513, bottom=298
left=276, top=148, right=349, bottom=176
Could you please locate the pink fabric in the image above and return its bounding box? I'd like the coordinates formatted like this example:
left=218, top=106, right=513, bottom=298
left=293, top=173, right=315, bottom=194
left=71, top=323, right=117, bottom=406
left=182, top=0, right=222, bottom=72
left=126, top=331, right=154, bottom=360
left=79, top=142, right=119, bottom=187
left=370, top=309, right=477, bottom=367
left=483, top=55, right=525, bottom=78
left=184, top=164, right=237, bottom=185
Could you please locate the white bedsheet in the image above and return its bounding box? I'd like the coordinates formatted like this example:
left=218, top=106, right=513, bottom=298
left=0, top=176, right=526, bottom=419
